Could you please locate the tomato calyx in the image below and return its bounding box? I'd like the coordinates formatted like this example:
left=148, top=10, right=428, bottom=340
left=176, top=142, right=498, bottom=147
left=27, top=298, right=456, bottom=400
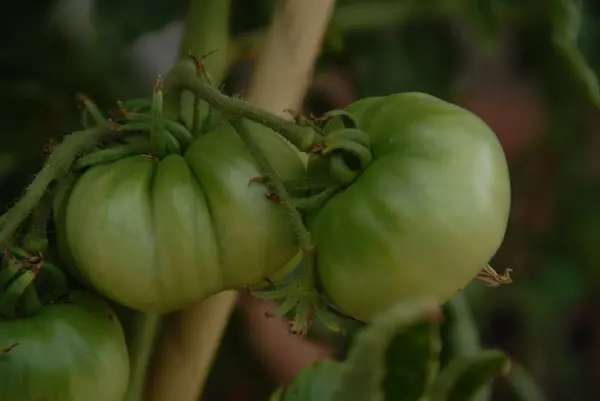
left=302, top=109, right=374, bottom=188
left=0, top=246, right=44, bottom=318
left=72, top=76, right=196, bottom=172
left=0, top=244, right=71, bottom=319
left=248, top=254, right=347, bottom=336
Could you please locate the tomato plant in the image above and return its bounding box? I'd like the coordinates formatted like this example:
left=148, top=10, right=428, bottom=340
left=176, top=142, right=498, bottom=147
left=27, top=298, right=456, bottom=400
left=8, top=0, right=597, bottom=400
left=306, top=93, right=511, bottom=322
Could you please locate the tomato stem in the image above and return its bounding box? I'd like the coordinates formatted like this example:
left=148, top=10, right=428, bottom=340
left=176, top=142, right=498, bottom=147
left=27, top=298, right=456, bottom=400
left=0, top=127, right=116, bottom=247
left=124, top=312, right=162, bottom=401
left=21, top=189, right=54, bottom=255
left=149, top=75, right=170, bottom=158
left=163, top=62, right=323, bottom=153
left=175, top=0, right=231, bottom=132
left=229, top=118, right=313, bottom=253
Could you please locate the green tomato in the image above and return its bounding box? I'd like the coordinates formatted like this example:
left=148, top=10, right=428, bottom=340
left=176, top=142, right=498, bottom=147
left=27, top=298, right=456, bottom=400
left=311, top=93, right=511, bottom=322
left=54, top=122, right=305, bottom=312
left=0, top=291, right=129, bottom=401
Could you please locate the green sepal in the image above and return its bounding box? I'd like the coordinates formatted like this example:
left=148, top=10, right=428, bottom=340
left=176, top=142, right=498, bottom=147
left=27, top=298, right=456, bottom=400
left=428, top=350, right=511, bottom=401
left=72, top=142, right=152, bottom=171
left=248, top=255, right=347, bottom=335
left=0, top=261, right=21, bottom=291
left=320, top=109, right=361, bottom=129
left=119, top=98, right=152, bottom=113
left=0, top=269, right=38, bottom=318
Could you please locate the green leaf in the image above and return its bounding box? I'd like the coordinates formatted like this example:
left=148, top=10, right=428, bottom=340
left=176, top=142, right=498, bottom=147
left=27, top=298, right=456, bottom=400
left=442, top=293, right=490, bottom=401
left=429, top=350, right=511, bottom=401
left=331, top=298, right=443, bottom=401
left=382, top=322, right=441, bottom=401
left=551, top=0, right=600, bottom=107
left=514, top=0, right=600, bottom=108
left=272, top=361, right=344, bottom=401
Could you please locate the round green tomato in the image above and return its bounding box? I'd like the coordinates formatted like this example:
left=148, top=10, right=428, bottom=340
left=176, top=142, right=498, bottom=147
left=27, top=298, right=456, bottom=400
left=311, top=93, right=511, bottom=322
left=54, top=122, right=305, bottom=312
left=0, top=291, right=129, bottom=401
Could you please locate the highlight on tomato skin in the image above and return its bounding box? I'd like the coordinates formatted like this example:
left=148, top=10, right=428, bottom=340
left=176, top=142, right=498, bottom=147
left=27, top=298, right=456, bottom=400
left=309, top=92, right=511, bottom=323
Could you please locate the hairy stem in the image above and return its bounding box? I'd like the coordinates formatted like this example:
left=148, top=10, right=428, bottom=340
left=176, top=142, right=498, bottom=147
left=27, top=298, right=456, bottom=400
left=21, top=188, right=55, bottom=254
left=179, top=0, right=231, bottom=85
left=173, top=0, right=232, bottom=131
left=164, top=65, right=321, bottom=152
left=0, top=127, right=113, bottom=246
left=124, top=313, right=162, bottom=401
left=230, top=118, right=312, bottom=253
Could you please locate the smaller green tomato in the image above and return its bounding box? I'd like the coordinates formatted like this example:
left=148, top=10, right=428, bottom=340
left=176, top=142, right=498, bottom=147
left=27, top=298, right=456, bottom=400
left=0, top=291, right=130, bottom=401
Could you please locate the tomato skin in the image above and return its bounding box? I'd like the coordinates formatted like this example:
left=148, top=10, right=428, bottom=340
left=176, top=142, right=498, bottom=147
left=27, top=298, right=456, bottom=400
left=54, top=122, right=305, bottom=312
left=0, top=291, right=129, bottom=401
left=311, top=93, right=511, bottom=322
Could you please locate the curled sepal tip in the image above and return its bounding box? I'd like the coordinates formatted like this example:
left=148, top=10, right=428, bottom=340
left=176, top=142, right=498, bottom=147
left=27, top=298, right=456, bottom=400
left=0, top=266, right=40, bottom=318
left=311, top=128, right=373, bottom=187
left=249, top=282, right=345, bottom=336
left=428, top=350, right=511, bottom=401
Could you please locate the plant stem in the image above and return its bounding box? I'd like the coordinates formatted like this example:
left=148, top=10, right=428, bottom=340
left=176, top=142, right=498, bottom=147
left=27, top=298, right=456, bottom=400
left=0, top=127, right=113, bottom=246
left=146, top=292, right=237, bottom=401
left=230, top=118, right=313, bottom=253
left=175, top=0, right=232, bottom=131
left=21, top=188, right=54, bottom=254
left=124, top=313, right=162, bottom=401
left=179, top=0, right=231, bottom=85
left=163, top=65, right=321, bottom=152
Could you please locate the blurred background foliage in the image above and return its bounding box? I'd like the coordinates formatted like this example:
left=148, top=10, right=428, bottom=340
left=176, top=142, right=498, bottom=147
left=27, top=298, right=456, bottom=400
left=2, top=0, right=600, bottom=400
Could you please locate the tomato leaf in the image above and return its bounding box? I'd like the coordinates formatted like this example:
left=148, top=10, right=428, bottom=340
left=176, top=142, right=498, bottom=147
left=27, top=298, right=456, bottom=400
left=550, top=0, right=600, bottom=107
left=514, top=0, right=600, bottom=108
left=428, top=350, right=511, bottom=401
left=441, top=293, right=490, bottom=401
left=382, top=321, right=441, bottom=401
left=271, top=361, right=344, bottom=401
left=330, top=298, right=443, bottom=401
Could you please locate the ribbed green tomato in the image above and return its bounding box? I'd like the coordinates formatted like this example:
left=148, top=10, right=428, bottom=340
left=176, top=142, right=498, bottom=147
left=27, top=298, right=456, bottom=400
left=53, top=122, right=305, bottom=312
left=311, top=93, right=511, bottom=322
left=0, top=291, right=129, bottom=401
